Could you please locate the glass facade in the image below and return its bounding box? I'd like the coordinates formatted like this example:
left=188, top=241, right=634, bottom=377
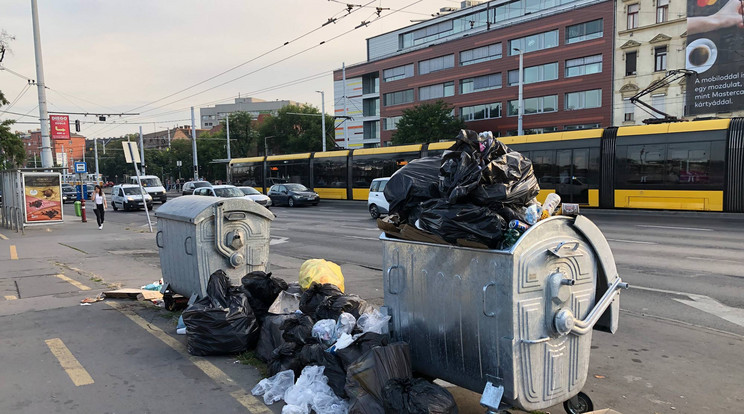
left=419, top=55, right=455, bottom=75
left=565, top=55, right=602, bottom=77
left=565, top=89, right=602, bottom=110
left=461, top=102, right=502, bottom=121
left=460, top=43, right=502, bottom=66
left=508, top=30, right=559, bottom=55
left=419, top=82, right=455, bottom=101
left=566, top=19, right=603, bottom=44
left=508, top=62, right=558, bottom=86
left=383, top=64, right=414, bottom=82
left=461, top=73, right=502, bottom=94
left=507, top=95, right=558, bottom=116
left=383, top=89, right=414, bottom=106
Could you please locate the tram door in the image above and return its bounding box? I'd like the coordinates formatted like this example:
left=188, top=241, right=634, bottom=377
left=555, top=149, right=590, bottom=204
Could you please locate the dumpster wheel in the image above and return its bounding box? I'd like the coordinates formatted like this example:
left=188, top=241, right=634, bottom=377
left=563, top=392, right=593, bottom=414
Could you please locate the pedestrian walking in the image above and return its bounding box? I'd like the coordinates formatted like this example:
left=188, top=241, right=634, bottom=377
left=91, top=185, right=107, bottom=230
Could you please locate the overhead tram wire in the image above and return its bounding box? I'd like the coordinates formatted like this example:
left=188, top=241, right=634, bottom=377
left=3, top=83, right=31, bottom=112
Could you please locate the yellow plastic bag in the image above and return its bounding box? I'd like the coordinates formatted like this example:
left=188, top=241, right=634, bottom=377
left=299, top=259, right=345, bottom=293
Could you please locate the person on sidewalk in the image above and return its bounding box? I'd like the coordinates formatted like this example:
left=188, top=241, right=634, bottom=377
left=91, top=185, right=107, bottom=230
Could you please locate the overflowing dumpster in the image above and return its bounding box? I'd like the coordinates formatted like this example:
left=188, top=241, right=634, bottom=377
left=381, top=214, right=627, bottom=413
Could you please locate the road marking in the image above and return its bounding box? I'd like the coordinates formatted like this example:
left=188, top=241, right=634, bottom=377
left=637, top=224, right=712, bottom=232
left=343, top=235, right=380, bottom=241
left=106, top=302, right=272, bottom=413
left=631, top=285, right=744, bottom=328
left=4, top=295, right=17, bottom=300
left=606, top=238, right=658, bottom=245
left=686, top=256, right=743, bottom=265
left=44, top=338, right=95, bottom=386
left=9, top=245, right=18, bottom=260
left=270, top=237, right=288, bottom=245
left=55, top=274, right=91, bottom=291
left=0, top=232, right=8, bottom=240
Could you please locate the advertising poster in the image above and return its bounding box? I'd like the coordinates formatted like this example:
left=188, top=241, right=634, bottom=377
left=23, top=173, right=63, bottom=223
left=686, top=0, right=744, bottom=115
left=50, top=114, right=71, bottom=140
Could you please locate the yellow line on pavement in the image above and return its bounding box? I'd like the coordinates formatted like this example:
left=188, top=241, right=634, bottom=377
left=106, top=302, right=271, bottom=413
left=44, top=338, right=95, bottom=386
left=55, top=274, right=91, bottom=291
left=10, top=245, right=18, bottom=260
left=0, top=232, right=8, bottom=240
left=4, top=295, right=17, bottom=300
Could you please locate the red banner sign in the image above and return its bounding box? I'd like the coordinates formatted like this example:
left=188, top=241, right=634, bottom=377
left=50, top=115, right=71, bottom=140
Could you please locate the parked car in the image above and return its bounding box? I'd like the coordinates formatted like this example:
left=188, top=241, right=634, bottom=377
left=104, top=181, right=115, bottom=187
left=236, top=186, right=272, bottom=208
left=130, top=175, right=167, bottom=203
left=61, top=184, right=77, bottom=203
left=182, top=180, right=212, bottom=195
left=111, top=184, right=153, bottom=211
left=367, top=177, right=390, bottom=219
left=193, top=185, right=245, bottom=198
left=267, top=183, right=319, bottom=207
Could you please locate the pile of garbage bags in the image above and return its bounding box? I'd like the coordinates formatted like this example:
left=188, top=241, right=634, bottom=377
left=381, top=129, right=566, bottom=249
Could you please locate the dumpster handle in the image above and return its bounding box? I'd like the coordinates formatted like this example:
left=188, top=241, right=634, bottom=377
left=386, top=265, right=401, bottom=294
left=571, top=278, right=629, bottom=335
left=553, top=241, right=579, bottom=253
left=483, top=282, right=497, bottom=317
left=184, top=236, right=193, bottom=255
left=156, top=231, right=164, bottom=248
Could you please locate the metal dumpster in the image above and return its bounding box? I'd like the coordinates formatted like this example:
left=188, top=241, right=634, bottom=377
left=381, top=215, right=627, bottom=413
left=155, top=196, right=274, bottom=298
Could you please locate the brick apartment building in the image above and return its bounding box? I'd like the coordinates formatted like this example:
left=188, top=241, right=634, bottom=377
left=21, top=130, right=86, bottom=168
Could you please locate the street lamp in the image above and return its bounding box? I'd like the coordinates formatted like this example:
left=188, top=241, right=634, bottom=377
left=513, top=47, right=524, bottom=136
left=316, top=90, right=326, bottom=152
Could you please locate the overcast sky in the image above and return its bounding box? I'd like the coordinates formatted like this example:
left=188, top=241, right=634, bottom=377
left=2, top=0, right=456, bottom=139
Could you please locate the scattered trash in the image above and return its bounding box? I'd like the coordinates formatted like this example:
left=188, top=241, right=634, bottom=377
left=312, top=319, right=338, bottom=346
left=382, top=377, right=458, bottom=414
left=141, top=279, right=163, bottom=291
left=299, top=259, right=345, bottom=293
left=335, top=312, right=356, bottom=336
left=315, top=295, right=372, bottom=321
left=80, top=293, right=104, bottom=304
left=541, top=193, right=561, bottom=220
left=269, top=290, right=302, bottom=314
left=242, top=271, right=288, bottom=322
left=176, top=315, right=186, bottom=335
left=268, top=342, right=304, bottom=377
left=280, top=313, right=315, bottom=345
left=251, top=369, right=295, bottom=405
left=283, top=365, right=348, bottom=414
left=594, top=374, right=606, bottom=379
left=562, top=202, right=580, bottom=216
left=102, top=288, right=163, bottom=301
left=299, top=283, right=343, bottom=319
left=80, top=303, right=92, bottom=306
left=336, top=332, right=390, bottom=370
left=299, top=344, right=347, bottom=398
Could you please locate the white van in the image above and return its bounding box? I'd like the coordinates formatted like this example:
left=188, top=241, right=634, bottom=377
left=367, top=177, right=390, bottom=219
left=129, top=175, right=167, bottom=203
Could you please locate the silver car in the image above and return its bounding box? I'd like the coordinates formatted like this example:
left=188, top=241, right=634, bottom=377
left=236, top=186, right=272, bottom=208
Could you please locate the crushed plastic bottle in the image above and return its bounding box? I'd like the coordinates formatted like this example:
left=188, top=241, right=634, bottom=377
left=524, top=204, right=542, bottom=225
left=541, top=193, right=561, bottom=220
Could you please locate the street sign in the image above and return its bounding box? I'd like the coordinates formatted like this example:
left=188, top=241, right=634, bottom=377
left=74, top=162, right=87, bottom=173
left=50, top=115, right=71, bottom=140
left=122, top=141, right=141, bottom=164
left=176, top=160, right=182, bottom=167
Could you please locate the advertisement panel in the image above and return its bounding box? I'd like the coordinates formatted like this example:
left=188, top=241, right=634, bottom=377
left=50, top=115, right=71, bottom=140
left=686, top=0, right=744, bottom=115
left=23, top=173, right=64, bottom=224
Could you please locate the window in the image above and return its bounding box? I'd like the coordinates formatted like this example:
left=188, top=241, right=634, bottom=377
left=657, top=0, right=669, bottom=23
left=624, top=98, right=635, bottom=122
left=461, top=102, right=502, bottom=121
left=565, top=89, right=602, bottom=110
left=419, top=55, right=455, bottom=75
left=383, top=116, right=402, bottom=131
left=507, top=95, right=558, bottom=116
left=383, top=89, right=414, bottom=106
left=625, top=51, right=637, bottom=76
left=651, top=94, right=666, bottom=118
left=566, top=19, right=603, bottom=44
left=363, top=121, right=379, bottom=140
left=565, top=55, right=602, bottom=77
left=460, top=73, right=502, bottom=94
left=419, top=82, right=455, bottom=101
left=460, top=43, right=502, bottom=66
left=383, top=64, right=414, bottom=82
left=363, top=98, right=379, bottom=117
left=616, top=141, right=725, bottom=187
left=362, top=73, right=379, bottom=94
left=509, top=30, right=559, bottom=55
left=313, top=156, right=347, bottom=188
left=627, top=4, right=639, bottom=29
left=655, top=46, right=667, bottom=72
left=565, top=123, right=601, bottom=130
left=508, top=62, right=558, bottom=86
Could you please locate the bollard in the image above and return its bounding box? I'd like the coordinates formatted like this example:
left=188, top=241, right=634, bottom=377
left=74, top=200, right=82, bottom=217
left=81, top=199, right=87, bottom=223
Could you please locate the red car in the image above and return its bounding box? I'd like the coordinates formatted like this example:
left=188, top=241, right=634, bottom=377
left=104, top=181, right=115, bottom=187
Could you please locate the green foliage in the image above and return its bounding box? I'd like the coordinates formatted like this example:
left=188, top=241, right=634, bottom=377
left=391, top=100, right=466, bottom=145
left=258, top=104, right=335, bottom=155
left=0, top=90, right=26, bottom=169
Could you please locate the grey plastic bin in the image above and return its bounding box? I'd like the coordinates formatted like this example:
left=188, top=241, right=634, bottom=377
left=381, top=215, right=627, bottom=412
left=155, top=195, right=274, bottom=298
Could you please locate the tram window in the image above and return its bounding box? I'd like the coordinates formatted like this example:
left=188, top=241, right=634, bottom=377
left=233, top=164, right=263, bottom=188
left=313, top=157, right=347, bottom=188
left=531, top=150, right=556, bottom=188
left=588, top=147, right=600, bottom=185
left=617, top=141, right=723, bottom=187
left=352, top=152, right=420, bottom=188
left=623, top=144, right=666, bottom=185
left=266, top=160, right=311, bottom=188
left=667, top=141, right=723, bottom=185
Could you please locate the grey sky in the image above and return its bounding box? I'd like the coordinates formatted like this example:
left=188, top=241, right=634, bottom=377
left=1, top=0, right=455, bottom=139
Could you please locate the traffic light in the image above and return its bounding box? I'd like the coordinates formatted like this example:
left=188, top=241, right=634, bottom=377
left=75, top=119, right=81, bottom=132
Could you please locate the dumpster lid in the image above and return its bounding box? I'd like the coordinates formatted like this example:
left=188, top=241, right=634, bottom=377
left=154, top=195, right=275, bottom=224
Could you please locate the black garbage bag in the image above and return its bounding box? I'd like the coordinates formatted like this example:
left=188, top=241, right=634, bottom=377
left=299, top=282, right=343, bottom=319
left=383, top=157, right=442, bottom=220
left=182, top=272, right=260, bottom=356
left=438, top=150, right=483, bottom=204
left=348, top=387, right=385, bottom=414
left=418, top=199, right=506, bottom=248
left=382, top=378, right=458, bottom=414
left=472, top=149, right=540, bottom=207
left=336, top=332, right=390, bottom=369
left=267, top=342, right=304, bottom=377
left=347, top=342, right=412, bottom=401
left=256, top=314, right=292, bottom=362
left=279, top=313, right=315, bottom=345
left=315, top=294, right=374, bottom=321
left=299, top=343, right=347, bottom=398
left=241, top=271, right=288, bottom=322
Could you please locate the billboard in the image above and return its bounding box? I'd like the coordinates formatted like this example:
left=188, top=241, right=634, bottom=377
left=23, top=173, right=63, bottom=224
left=686, top=0, right=744, bottom=115
left=50, top=115, right=71, bottom=140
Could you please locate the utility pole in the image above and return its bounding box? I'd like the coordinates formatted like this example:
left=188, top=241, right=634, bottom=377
left=514, top=48, right=524, bottom=136
left=94, top=138, right=99, bottom=184
left=342, top=62, right=348, bottom=149
left=139, top=126, right=146, bottom=175
left=31, top=0, right=52, bottom=168
left=191, top=107, right=198, bottom=180
left=225, top=113, right=231, bottom=160
left=316, top=90, right=326, bottom=152
left=167, top=126, right=171, bottom=149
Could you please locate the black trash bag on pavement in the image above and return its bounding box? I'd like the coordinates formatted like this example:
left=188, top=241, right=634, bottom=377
left=382, top=378, right=458, bottom=414
left=299, top=343, right=347, bottom=398
left=279, top=313, right=315, bottom=345
left=348, top=386, right=385, bottom=414
left=383, top=157, right=442, bottom=220
left=241, top=271, right=288, bottom=322
left=299, top=282, right=343, bottom=319
left=182, top=271, right=260, bottom=356
left=438, top=150, right=483, bottom=204
left=347, top=342, right=412, bottom=401
left=315, top=294, right=374, bottom=321
left=336, top=332, right=390, bottom=369
left=268, top=342, right=304, bottom=377
left=256, top=314, right=292, bottom=362
left=418, top=199, right=506, bottom=248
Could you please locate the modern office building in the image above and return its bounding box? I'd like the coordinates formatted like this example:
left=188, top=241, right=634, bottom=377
left=199, top=97, right=298, bottom=129
left=333, top=0, right=615, bottom=147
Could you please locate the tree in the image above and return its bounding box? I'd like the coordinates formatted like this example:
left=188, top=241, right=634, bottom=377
left=258, top=104, right=335, bottom=155
left=0, top=90, right=26, bottom=168
left=391, top=100, right=466, bottom=145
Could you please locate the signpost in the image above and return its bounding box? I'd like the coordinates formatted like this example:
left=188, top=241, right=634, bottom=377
left=50, top=115, right=71, bottom=140
left=74, top=162, right=88, bottom=222
left=122, top=141, right=153, bottom=233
